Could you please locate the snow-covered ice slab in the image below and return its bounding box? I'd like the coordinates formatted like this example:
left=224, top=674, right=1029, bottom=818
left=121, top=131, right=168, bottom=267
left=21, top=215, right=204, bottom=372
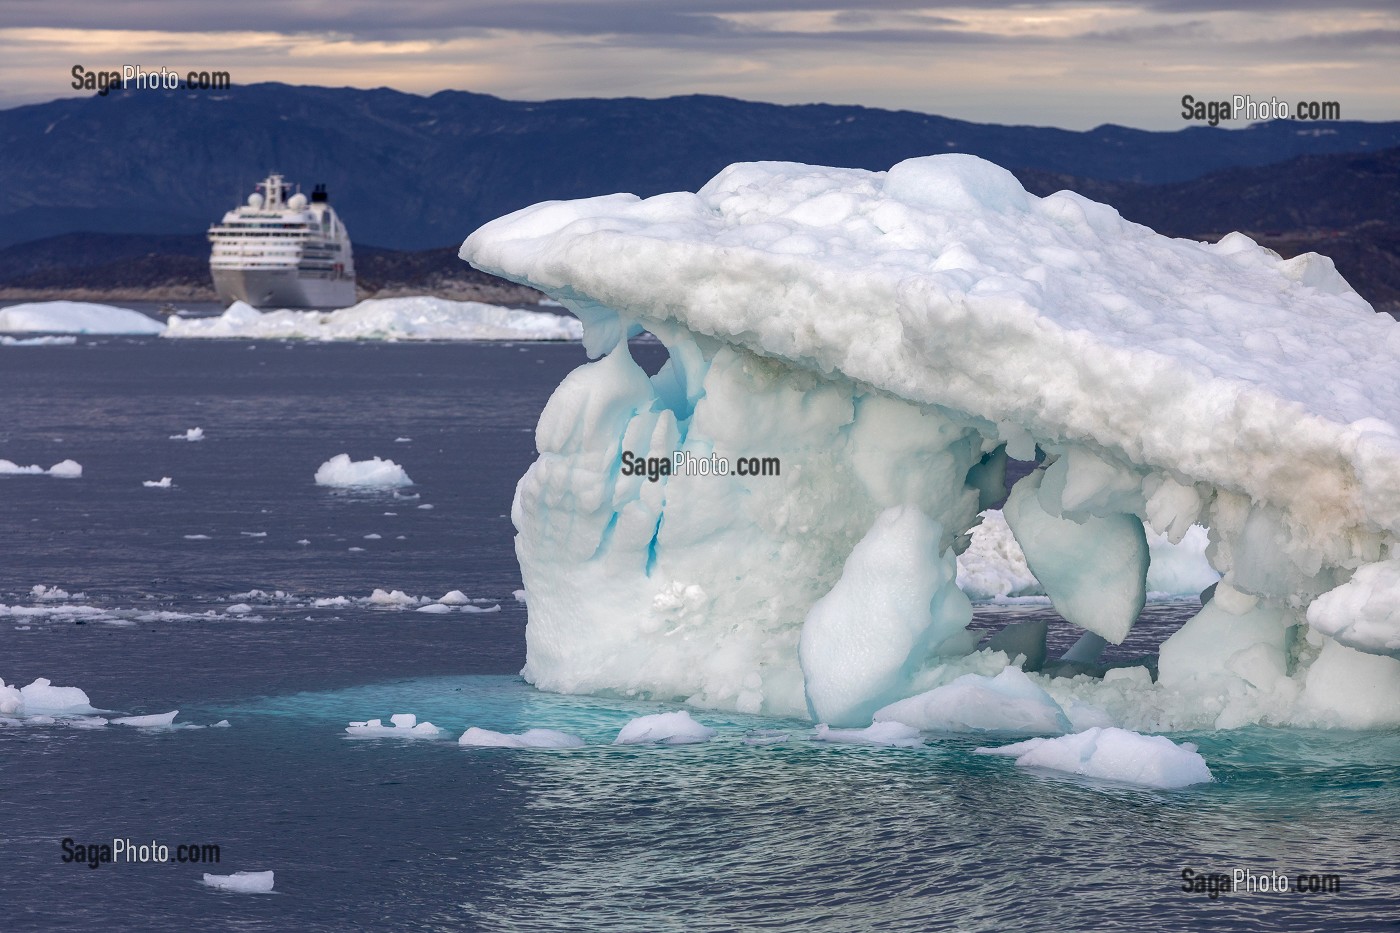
left=0, top=301, right=163, bottom=335
left=462, top=153, right=1400, bottom=729
left=162, top=297, right=582, bottom=341
left=976, top=727, right=1214, bottom=789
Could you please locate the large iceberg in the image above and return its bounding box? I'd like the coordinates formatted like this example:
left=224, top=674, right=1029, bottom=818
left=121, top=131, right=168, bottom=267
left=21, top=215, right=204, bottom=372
left=461, top=153, right=1400, bottom=730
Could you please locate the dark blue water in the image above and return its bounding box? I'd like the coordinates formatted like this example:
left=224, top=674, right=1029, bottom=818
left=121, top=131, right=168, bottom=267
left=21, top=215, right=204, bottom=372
left=1, top=337, right=1397, bottom=931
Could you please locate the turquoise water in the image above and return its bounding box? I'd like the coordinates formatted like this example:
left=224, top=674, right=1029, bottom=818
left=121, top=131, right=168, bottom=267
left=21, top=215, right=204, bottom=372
left=1, top=338, right=1396, bottom=930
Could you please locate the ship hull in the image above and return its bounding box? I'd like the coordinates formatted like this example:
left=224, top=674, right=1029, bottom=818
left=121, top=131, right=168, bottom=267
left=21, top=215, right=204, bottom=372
left=212, top=268, right=357, bottom=310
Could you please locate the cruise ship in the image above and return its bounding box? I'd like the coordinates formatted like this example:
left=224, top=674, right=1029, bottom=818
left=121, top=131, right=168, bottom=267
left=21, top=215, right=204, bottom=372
left=208, top=173, right=356, bottom=308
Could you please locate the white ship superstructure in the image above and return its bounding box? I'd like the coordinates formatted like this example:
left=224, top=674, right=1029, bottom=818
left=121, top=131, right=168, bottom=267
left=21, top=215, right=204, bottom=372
left=208, top=173, right=356, bottom=308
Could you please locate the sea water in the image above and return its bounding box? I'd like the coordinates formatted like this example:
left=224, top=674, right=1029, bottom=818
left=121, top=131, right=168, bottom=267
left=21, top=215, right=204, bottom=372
left=0, top=337, right=1395, bottom=931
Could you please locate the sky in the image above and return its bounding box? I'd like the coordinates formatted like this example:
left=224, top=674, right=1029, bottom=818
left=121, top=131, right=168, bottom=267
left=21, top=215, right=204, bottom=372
left=1, top=0, right=1397, bottom=130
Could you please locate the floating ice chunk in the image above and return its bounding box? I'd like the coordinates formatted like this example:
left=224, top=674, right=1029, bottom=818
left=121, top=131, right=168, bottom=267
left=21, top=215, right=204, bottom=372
left=0, top=460, right=44, bottom=475
left=417, top=504, right=433, bottom=510
left=874, top=667, right=1071, bottom=735
left=743, top=729, right=791, bottom=745
left=162, top=296, right=582, bottom=342
left=415, top=604, right=451, bottom=614
left=800, top=506, right=972, bottom=727
left=142, top=477, right=173, bottom=488
left=812, top=721, right=923, bottom=747
left=112, top=710, right=179, bottom=727
left=211, top=720, right=231, bottom=728
left=202, top=871, right=274, bottom=894
left=314, top=454, right=413, bottom=488
left=1, top=334, right=77, bottom=346
left=313, top=596, right=350, bottom=607
left=20, top=677, right=94, bottom=713
left=439, top=590, right=470, bottom=605
left=395, top=437, right=412, bottom=442
left=297, top=539, right=310, bottom=546
left=459, top=727, right=585, bottom=748
left=366, top=588, right=425, bottom=607
left=170, top=427, right=204, bottom=442
left=613, top=710, right=716, bottom=745
left=0, top=679, right=22, bottom=714
left=0, top=301, right=164, bottom=335
left=31, top=585, right=82, bottom=601
left=363, top=533, right=382, bottom=540
left=513, top=590, right=527, bottom=603
left=1307, top=559, right=1400, bottom=657
left=345, top=713, right=442, bottom=737
left=183, top=534, right=211, bottom=540
left=226, top=604, right=253, bottom=614
left=977, top=727, right=1213, bottom=789
left=0, top=459, right=82, bottom=478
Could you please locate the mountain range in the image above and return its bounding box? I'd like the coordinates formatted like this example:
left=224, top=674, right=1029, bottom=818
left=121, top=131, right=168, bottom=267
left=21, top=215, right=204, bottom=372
left=1, top=83, right=1397, bottom=313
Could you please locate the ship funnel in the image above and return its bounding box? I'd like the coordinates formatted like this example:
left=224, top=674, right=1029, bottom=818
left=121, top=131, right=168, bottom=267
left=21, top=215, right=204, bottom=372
left=311, top=183, right=329, bottom=203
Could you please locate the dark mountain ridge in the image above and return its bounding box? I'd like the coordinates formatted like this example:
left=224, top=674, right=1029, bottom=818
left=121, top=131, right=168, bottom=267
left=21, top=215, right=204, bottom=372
left=4, top=83, right=1400, bottom=250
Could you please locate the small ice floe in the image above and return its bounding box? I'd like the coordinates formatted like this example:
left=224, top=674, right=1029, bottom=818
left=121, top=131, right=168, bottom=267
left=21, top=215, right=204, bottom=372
left=1, top=335, right=77, bottom=346
left=460, top=604, right=501, bottom=614
left=170, top=427, right=204, bottom=442
left=142, top=477, right=173, bottom=488
left=111, top=710, right=179, bottom=728
left=975, top=727, right=1214, bottom=789
left=812, top=722, right=923, bottom=748
left=459, top=727, right=584, bottom=748
left=743, top=729, right=791, bottom=746
left=296, top=539, right=310, bottom=546
left=394, top=437, right=412, bottom=443
left=363, top=533, right=381, bottom=540
left=211, top=720, right=231, bottom=728
left=366, top=589, right=427, bottom=607
left=226, top=604, right=253, bottom=614
left=345, top=713, right=442, bottom=738
left=0, top=459, right=82, bottom=478
left=202, top=870, right=274, bottom=894
left=613, top=711, right=717, bottom=746
left=314, top=454, right=412, bottom=488
left=417, top=504, right=433, bottom=510
left=239, top=532, right=267, bottom=538
left=31, top=585, right=82, bottom=601
left=415, top=604, right=452, bottom=614
left=347, top=547, right=365, bottom=552
left=183, top=534, right=211, bottom=540
left=313, top=596, right=350, bottom=607
left=513, top=590, right=527, bottom=603
left=438, top=590, right=470, bottom=605
left=17, top=677, right=96, bottom=715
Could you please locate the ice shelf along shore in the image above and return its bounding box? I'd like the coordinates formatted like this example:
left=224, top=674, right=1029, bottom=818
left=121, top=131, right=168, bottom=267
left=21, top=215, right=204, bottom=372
left=461, top=153, right=1400, bottom=732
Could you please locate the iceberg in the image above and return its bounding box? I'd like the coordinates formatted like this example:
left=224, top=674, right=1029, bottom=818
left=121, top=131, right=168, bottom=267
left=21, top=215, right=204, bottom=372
left=0, top=301, right=163, bottom=335
left=461, top=153, right=1400, bottom=729
left=162, top=296, right=582, bottom=341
